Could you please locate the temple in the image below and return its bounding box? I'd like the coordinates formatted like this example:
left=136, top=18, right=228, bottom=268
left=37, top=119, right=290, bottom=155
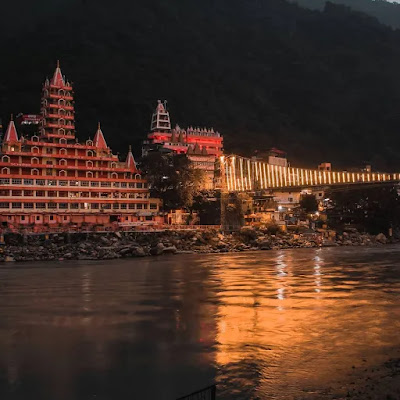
left=0, top=63, right=161, bottom=230
left=143, top=100, right=224, bottom=189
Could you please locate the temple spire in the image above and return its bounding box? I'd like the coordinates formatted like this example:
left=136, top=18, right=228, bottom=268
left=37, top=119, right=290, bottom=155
left=93, top=122, right=107, bottom=149
left=126, top=145, right=136, bottom=170
left=51, top=60, right=65, bottom=87
left=150, top=100, right=171, bottom=132
left=3, top=115, right=19, bottom=143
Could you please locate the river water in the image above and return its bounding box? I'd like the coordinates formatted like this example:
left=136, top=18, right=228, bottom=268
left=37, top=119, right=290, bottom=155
left=0, top=246, right=400, bottom=400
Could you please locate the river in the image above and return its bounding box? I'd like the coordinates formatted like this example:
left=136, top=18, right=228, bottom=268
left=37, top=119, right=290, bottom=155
left=0, top=246, right=400, bottom=400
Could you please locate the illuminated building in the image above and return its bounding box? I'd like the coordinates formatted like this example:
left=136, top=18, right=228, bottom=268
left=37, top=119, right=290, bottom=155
left=0, top=62, right=161, bottom=229
left=143, top=100, right=224, bottom=189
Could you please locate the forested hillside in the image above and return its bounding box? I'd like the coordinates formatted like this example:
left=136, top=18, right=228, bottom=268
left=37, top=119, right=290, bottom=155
left=1, top=0, right=400, bottom=170
left=292, top=0, right=400, bottom=28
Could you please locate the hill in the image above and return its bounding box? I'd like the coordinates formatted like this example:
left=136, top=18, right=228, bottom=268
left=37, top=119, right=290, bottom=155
left=292, top=0, right=400, bottom=29
left=1, top=0, right=400, bottom=170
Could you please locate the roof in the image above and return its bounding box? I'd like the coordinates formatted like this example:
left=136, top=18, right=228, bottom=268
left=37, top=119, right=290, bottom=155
left=4, top=118, right=19, bottom=143
left=51, top=60, right=65, bottom=87
left=93, top=123, right=107, bottom=149
left=126, top=146, right=136, bottom=170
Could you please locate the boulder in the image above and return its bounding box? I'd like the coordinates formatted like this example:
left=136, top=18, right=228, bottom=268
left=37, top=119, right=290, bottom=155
left=150, top=242, right=165, bottom=256
left=375, top=233, right=387, bottom=244
left=163, top=246, right=177, bottom=254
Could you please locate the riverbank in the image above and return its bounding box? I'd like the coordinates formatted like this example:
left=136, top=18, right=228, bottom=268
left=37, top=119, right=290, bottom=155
left=0, top=227, right=397, bottom=262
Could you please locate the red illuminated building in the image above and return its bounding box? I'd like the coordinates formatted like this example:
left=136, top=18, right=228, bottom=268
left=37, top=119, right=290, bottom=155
left=143, top=100, right=224, bottom=189
left=0, top=62, right=161, bottom=230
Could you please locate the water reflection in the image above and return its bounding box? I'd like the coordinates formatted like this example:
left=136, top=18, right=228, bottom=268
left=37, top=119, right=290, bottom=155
left=0, top=246, right=399, bottom=399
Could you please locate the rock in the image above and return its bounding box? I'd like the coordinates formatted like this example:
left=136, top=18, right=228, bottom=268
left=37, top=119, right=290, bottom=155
left=4, top=256, right=15, bottom=262
left=376, top=233, right=387, bottom=244
left=64, top=253, right=73, bottom=259
left=100, top=236, right=111, bottom=246
left=132, top=246, right=146, bottom=257
left=150, top=242, right=165, bottom=256
left=114, top=231, right=122, bottom=239
left=163, top=246, right=177, bottom=254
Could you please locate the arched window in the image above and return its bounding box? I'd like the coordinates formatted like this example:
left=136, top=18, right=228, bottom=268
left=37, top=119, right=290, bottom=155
left=111, top=172, right=118, bottom=179
left=87, top=150, right=94, bottom=157
left=59, top=170, right=67, bottom=177
left=31, top=157, right=39, bottom=164
left=58, top=118, right=65, bottom=126
left=58, top=128, right=65, bottom=136
left=111, top=162, right=117, bottom=168
left=2, top=155, right=10, bottom=163
left=59, top=148, right=67, bottom=155
left=31, top=135, right=39, bottom=142
left=58, top=99, right=65, bottom=106
left=32, top=169, right=39, bottom=176
left=59, top=138, right=67, bottom=144
left=58, top=89, right=65, bottom=96
left=58, top=108, right=66, bottom=116
left=86, top=161, right=93, bottom=168
left=86, top=171, right=93, bottom=178
left=1, top=167, right=10, bottom=174
left=59, top=159, right=67, bottom=166
left=86, top=140, right=93, bottom=146
left=32, top=146, right=40, bottom=154
left=135, top=174, right=141, bottom=180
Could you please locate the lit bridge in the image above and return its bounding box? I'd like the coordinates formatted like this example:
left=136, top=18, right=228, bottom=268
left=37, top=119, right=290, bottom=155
left=220, top=155, right=400, bottom=191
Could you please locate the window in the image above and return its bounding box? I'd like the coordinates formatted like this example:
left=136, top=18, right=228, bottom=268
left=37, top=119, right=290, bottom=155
left=48, top=180, right=57, bottom=186
left=24, top=203, right=34, bottom=209
left=129, top=204, right=135, bottom=209
left=59, top=203, right=68, bottom=209
left=32, top=146, right=40, bottom=154
left=36, top=216, right=40, bottom=221
left=70, top=203, right=79, bottom=209
left=137, top=182, right=143, bottom=189
left=2, top=167, right=10, bottom=175
left=101, top=182, right=111, bottom=187
left=136, top=204, right=143, bottom=209
left=46, top=148, right=53, bottom=154
left=0, top=203, right=9, bottom=208
left=24, top=190, right=33, bottom=197
left=31, top=136, right=39, bottom=142
left=32, top=169, right=40, bottom=176
left=49, top=215, right=54, bottom=221
left=2, top=155, right=10, bottom=162
left=36, top=190, right=45, bottom=197
left=70, top=180, right=79, bottom=186
left=12, top=202, right=22, bottom=209
left=59, top=192, right=68, bottom=198
left=12, top=179, right=22, bottom=185
left=81, top=181, right=89, bottom=187
left=91, top=203, right=99, bottom=209
left=128, top=183, right=135, bottom=188
left=288, top=197, right=293, bottom=203
left=59, top=170, right=67, bottom=177
left=59, top=180, right=68, bottom=186
left=87, top=150, right=94, bottom=157
left=36, top=203, right=46, bottom=209
left=121, top=182, right=127, bottom=188
left=113, top=203, right=119, bottom=209
left=86, top=161, right=93, bottom=168
left=24, top=179, right=33, bottom=185
left=150, top=203, right=157, bottom=210
left=120, top=204, right=127, bottom=210
left=102, top=203, right=111, bottom=209
left=86, top=171, right=93, bottom=178
left=59, top=148, right=67, bottom=155
left=21, top=216, right=25, bottom=221
left=0, top=178, right=10, bottom=185
left=90, top=181, right=99, bottom=187
left=63, top=216, right=68, bottom=221
left=12, top=190, right=22, bottom=196
left=36, top=179, right=46, bottom=186
left=59, top=138, right=67, bottom=144
left=48, top=203, right=57, bottom=209
left=31, top=157, right=39, bottom=164
left=114, top=182, right=120, bottom=188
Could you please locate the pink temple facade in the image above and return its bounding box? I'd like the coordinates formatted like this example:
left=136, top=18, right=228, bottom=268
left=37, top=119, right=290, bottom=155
left=143, top=100, right=224, bottom=189
left=0, top=63, right=161, bottom=230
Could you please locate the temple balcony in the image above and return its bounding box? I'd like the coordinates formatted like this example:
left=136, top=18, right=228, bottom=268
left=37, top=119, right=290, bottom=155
left=48, top=94, right=73, bottom=101
left=46, top=123, right=75, bottom=130
left=47, top=114, right=74, bottom=120
left=49, top=104, right=74, bottom=111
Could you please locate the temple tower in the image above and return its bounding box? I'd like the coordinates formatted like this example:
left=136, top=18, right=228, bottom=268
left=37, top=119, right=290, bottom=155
left=40, top=61, right=75, bottom=141
left=150, top=100, right=171, bottom=132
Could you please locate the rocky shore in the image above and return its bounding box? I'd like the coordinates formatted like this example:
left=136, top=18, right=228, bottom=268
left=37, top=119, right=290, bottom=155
left=0, top=227, right=397, bottom=263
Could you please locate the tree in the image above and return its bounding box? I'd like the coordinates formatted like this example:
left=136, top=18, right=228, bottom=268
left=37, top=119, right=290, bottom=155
left=326, top=185, right=400, bottom=234
left=300, top=194, right=318, bottom=213
left=140, top=152, right=205, bottom=211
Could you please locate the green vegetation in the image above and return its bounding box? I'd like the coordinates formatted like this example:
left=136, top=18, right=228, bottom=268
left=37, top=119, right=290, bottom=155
left=2, top=0, right=400, bottom=170
left=140, top=152, right=205, bottom=211
left=326, top=185, right=400, bottom=234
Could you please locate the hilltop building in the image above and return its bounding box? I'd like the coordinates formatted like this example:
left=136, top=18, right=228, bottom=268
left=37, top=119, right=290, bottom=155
left=143, top=100, right=224, bottom=189
left=0, top=62, right=161, bottom=230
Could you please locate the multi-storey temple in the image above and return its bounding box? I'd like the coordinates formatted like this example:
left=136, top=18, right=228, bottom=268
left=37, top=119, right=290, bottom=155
left=0, top=63, right=160, bottom=230
left=143, top=101, right=224, bottom=189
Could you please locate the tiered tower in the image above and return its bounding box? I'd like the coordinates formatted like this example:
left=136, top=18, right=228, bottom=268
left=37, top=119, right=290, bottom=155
left=40, top=61, right=75, bottom=140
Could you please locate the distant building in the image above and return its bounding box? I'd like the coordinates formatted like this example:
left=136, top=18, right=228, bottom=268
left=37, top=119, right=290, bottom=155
left=143, top=100, right=224, bottom=189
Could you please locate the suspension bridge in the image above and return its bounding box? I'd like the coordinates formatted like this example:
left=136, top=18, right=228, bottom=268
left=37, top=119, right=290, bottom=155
left=219, top=155, right=400, bottom=192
